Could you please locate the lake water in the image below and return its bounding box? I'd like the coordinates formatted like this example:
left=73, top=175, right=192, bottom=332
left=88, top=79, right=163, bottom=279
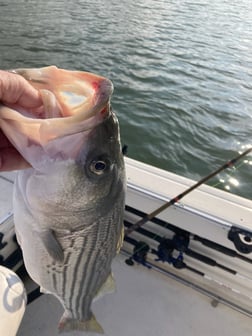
left=0, top=0, right=251, bottom=198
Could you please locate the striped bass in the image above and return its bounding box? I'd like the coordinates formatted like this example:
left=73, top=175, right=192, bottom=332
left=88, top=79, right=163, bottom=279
left=0, top=66, right=125, bottom=333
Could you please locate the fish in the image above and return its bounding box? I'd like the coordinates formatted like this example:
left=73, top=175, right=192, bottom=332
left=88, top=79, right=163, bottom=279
left=0, top=66, right=126, bottom=333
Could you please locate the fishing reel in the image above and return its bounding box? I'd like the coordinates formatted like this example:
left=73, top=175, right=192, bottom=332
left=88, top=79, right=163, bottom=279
left=125, top=233, right=190, bottom=270
left=125, top=241, right=151, bottom=269
left=153, top=234, right=189, bottom=269
left=228, top=227, right=252, bottom=254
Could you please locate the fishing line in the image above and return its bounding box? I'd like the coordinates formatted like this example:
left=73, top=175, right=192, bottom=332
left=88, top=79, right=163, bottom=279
left=211, top=159, right=246, bottom=190
left=125, top=146, right=252, bottom=236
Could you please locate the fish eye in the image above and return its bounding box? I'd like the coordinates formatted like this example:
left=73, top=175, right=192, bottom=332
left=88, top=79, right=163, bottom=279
left=90, top=160, right=108, bottom=175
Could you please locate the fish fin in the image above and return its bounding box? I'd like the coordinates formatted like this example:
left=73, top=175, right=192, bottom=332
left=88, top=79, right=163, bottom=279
left=39, top=229, right=64, bottom=263
left=40, top=286, right=52, bottom=295
left=94, top=272, right=116, bottom=302
left=40, top=286, right=47, bottom=294
left=116, top=226, right=124, bottom=253
left=58, top=312, right=104, bottom=334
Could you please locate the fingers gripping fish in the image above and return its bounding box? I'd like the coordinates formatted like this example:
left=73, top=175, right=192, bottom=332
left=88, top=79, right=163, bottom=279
left=0, top=66, right=126, bottom=333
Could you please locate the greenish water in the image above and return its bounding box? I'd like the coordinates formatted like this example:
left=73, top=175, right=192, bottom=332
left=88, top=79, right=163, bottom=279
left=0, top=0, right=251, bottom=198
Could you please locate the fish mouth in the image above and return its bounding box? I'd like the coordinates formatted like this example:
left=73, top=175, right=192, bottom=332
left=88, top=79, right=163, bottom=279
left=0, top=67, right=115, bottom=166
left=12, top=66, right=114, bottom=123
left=2, top=66, right=115, bottom=145
left=0, top=66, right=113, bottom=169
left=58, top=73, right=114, bottom=122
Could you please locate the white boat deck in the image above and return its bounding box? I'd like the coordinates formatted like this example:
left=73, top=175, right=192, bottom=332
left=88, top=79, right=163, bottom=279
left=17, top=255, right=252, bottom=336
left=0, top=167, right=252, bottom=336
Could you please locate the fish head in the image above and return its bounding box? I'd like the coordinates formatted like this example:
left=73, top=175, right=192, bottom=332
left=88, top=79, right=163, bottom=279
left=0, top=66, right=125, bottom=226
left=74, top=109, right=125, bottom=217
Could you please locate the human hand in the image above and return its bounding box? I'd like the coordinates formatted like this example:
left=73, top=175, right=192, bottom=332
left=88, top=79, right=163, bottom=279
left=0, top=70, right=43, bottom=171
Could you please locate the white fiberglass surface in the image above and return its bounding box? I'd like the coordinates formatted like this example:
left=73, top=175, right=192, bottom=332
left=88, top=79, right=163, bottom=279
left=17, top=255, right=252, bottom=336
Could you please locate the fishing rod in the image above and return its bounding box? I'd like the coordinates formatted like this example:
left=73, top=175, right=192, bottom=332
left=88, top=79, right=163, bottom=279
left=125, top=146, right=252, bottom=236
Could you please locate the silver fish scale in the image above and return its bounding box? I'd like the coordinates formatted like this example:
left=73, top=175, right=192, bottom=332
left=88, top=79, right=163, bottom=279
left=44, top=206, right=123, bottom=321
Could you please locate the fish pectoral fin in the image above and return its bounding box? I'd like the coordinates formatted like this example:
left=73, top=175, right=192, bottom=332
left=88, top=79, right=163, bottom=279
left=39, top=229, right=64, bottom=263
left=58, top=312, right=104, bottom=334
left=94, top=272, right=116, bottom=302
left=40, top=286, right=51, bottom=294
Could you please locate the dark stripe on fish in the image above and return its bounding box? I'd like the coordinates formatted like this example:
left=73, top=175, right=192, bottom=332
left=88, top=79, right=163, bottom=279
left=79, top=215, right=116, bottom=318
left=62, top=237, right=75, bottom=300
left=80, top=240, right=105, bottom=318
left=52, top=261, right=57, bottom=291
left=74, top=227, right=99, bottom=319
left=68, top=234, right=89, bottom=318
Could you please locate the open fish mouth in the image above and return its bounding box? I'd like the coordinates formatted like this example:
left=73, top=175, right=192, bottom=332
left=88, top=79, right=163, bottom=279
left=0, top=66, right=114, bottom=166
left=10, top=65, right=114, bottom=123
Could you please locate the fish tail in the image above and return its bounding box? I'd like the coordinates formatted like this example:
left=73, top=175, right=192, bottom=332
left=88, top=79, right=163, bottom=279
left=58, top=312, right=104, bottom=334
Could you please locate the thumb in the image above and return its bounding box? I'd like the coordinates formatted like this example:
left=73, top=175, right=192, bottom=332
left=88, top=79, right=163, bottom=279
left=0, top=70, right=42, bottom=108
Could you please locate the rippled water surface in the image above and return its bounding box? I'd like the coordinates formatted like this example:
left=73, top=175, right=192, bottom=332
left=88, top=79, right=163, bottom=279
left=0, top=0, right=251, bottom=198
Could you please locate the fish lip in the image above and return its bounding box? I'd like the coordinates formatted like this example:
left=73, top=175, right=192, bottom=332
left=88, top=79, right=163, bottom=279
left=91, top=78, right=114, bottom=118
